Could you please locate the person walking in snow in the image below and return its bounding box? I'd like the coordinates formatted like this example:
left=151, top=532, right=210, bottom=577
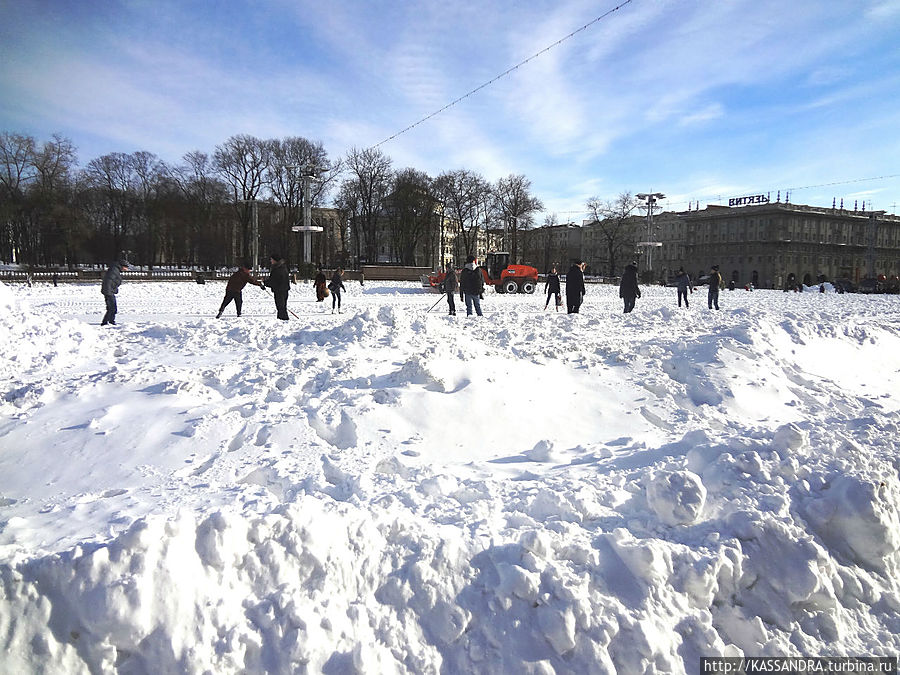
left=459, top=254, right=484, bottom=316
left=329, top=268, right=346, bottom=313
left=264, top=253, right=291, bottom=320
left=442, top=263, right=458, bottom=316
left=708, top=265, right=722, bottom=310
left=313, top=268, right=328, bottom=302
left=565, top=261, right=586, bottom=314
left=100, top=257, right=130, bottom=326
left=544, top=266, right=561, bottom=311
left=675, top=267, right=692, bottom=308
left=619, top=261, right=641, bottom=313
left=216, top=261, right=263, bottom=318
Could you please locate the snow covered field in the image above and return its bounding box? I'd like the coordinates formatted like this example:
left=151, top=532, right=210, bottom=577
left=1, top=278, right=898, bottom=673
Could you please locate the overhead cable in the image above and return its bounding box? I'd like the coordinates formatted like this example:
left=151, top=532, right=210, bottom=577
left=371, top=0, right=635, bottom=149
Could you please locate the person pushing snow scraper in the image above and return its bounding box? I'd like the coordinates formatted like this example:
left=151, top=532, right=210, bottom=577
left=216, top=262, right=264, bottom=318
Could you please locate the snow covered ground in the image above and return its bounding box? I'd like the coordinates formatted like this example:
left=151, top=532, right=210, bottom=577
left=1, top=278, right=898, bottom=673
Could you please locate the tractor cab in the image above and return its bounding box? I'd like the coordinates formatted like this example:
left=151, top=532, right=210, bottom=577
left=485, top=252, right=510, bottom=280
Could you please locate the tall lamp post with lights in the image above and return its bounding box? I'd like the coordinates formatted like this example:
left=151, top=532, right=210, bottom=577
left=288, top=164, right=323, bottom=265
left=635, top=192, right=665, bottom=281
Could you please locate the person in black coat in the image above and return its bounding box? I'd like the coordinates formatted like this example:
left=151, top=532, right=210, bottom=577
left=100, top=258, right=130, bottom=325
left=329, top=268, right=346, bottom=313
left=619, top=262, right=641, bottom=313
left=544, top=266, right=561, bottom=311
left=442, top=263, right=458, bottom=316
left=264, top=253, right=291, bottom=320
left=565, top=261, right=586, bottom=314
left=459, top=254, right=484, bottom=316
left=674, top=267, right=692, bottom=308
left=708, top=265, right=722, bottom=310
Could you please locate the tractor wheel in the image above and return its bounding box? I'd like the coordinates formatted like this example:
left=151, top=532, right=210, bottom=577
left=521, top=280, right=536, bottom=294
left=502, top=279, right=519, bottom=294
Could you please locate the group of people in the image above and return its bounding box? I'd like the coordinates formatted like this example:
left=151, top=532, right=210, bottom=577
left=100, top=254, right=349, bottom=325
left=213, top=255, right=347, bottom=320
left=100, top=256, right=727, bottom=325
left=544, top=261, right=724, bottom=315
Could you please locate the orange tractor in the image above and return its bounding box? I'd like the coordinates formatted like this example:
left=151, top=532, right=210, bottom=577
left=421, top=252, right=538, bottom=294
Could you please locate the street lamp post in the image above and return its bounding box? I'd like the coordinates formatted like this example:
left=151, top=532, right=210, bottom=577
left=636, top=192, right=665, bottom=279
left=288, top=164, right=323, bottom=265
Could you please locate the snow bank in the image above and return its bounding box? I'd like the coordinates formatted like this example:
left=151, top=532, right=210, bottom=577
left=1, top=281, right=899, bottom=672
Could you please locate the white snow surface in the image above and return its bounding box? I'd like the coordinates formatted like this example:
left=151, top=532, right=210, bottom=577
left=1, top=279, right=899, bottom=673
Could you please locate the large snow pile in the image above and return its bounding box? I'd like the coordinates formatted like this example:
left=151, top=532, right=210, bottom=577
left=1, top=280, right=898, bottom=673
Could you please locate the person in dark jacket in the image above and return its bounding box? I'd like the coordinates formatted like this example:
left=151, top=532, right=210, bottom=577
left=100, top=258, right=130, bottom=325
left=329, top=268, right=346, bottom=313
left=264, top=254, right=291, bottom=320
left=459, top=254, right=484, bottom=316
left=544, top=266, right=561, bottom=311
left=216, top=262, right=263, bottom=318
left=619, top=261, right=641, bottom=313
left=675, top=267, right=692, bottom=308
left=708, top=265, right=722, bottom=310
left=442, top=263, right=458, bottom=316
left=313, top=269, right=328, bottom=302
left=565, top=261, right=586, bottom=314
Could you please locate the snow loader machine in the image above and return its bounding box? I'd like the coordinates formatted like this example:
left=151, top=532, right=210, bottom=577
left=421, top=252, right=539, bottom=294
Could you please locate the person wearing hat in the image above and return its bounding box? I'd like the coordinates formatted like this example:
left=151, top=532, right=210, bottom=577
left=565, top=260, right=586, bottom=314
left=459, top=254, right=484, bottom=316
left=263, top=253, right=291, bottom=320
left=708, top=265, right=722, bottom=310
left=619, top=261, right=641, bottom=313
left=216, top=261, right=263, bottom=318
left=100, top=257, right=130, bottom=326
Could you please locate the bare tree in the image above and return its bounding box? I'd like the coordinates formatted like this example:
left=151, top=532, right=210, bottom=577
left=586, top=191, right=639, bottom=277
left=342, top=147, right=392, bottom=265
left=384, top=168, right=437, bottom=265
left=493, top=174, right=543, bottom=261
left=435, top=169, right=491, bottom=261
left=32, top=135, right=79, bottom=266
left=83, top=152, right=142, bottom=262
left=213, top=134, right=272, bottom=262
left=0, top=133, right=37, bottom=263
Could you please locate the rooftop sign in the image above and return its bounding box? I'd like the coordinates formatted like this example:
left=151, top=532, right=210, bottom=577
left=729, top=194, right=769, bottom=207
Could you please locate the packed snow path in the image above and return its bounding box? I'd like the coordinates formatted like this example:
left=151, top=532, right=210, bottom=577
left=1, top=280, right=898, bottom=673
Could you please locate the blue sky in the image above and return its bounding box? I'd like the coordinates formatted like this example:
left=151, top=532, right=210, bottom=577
left=2, top=0, right=900, bottom=220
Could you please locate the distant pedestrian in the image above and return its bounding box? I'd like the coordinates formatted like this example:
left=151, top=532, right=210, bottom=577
left=329, top=268, right=346, bottom=313
left=619, top=261, right=641, bottom=313
left=544, top=266, right=561, bottom=311
left=675, top=267, right=692, bottom=308
left=565, top=261, right=586, bottom=314
left=313, top=269, right=328, bottom=302
left=216, top=261, right=263, bottom=318
left=264, top=253, right=291, bottom=320
left=52, top=272, right=59, bottom=287
left=100, top=258, right=130, bottom=326
left=459, top=254, right=484, bottom=316
left=442, top=263, right=458, bottom=315
left=708, top=265, right=722, bottom=310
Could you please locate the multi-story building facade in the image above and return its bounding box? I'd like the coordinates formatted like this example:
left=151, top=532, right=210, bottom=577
left=664, top=201, right=900, bottom=288
left=518, top=200, right=900, bottom=287
left=519, top=223, right=583, bottom=273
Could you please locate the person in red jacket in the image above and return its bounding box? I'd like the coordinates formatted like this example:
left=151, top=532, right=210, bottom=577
left=216, top=262, right=263, bottom=318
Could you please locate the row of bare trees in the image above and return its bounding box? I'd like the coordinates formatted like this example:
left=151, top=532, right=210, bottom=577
left=1, top=131, right=550, bottom=270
